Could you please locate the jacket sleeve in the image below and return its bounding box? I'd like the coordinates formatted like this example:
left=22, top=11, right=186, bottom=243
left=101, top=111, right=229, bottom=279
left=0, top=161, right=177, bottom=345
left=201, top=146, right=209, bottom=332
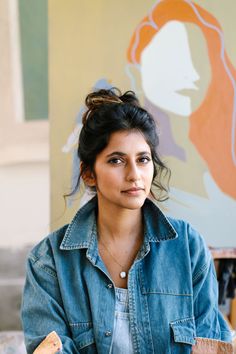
left=188, top=225, right=232, bottom=343
left=21, top=253, right=79, bottom=354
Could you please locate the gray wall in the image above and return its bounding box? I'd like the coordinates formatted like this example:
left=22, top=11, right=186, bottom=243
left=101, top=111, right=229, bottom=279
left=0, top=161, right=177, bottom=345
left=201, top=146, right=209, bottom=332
left=0, top=246, right=31, bottom=330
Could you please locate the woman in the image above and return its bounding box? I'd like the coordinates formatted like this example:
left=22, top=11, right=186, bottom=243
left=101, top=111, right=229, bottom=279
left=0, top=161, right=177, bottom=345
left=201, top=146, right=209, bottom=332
left=21, top=88, right=232, bottom=353
left=126, top=0, right=236, bottom=247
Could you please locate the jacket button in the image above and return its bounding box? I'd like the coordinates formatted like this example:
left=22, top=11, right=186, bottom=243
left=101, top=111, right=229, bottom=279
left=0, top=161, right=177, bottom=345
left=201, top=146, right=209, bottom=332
left=105, top=330, right=112, bottom=337
left=107, top=283, right=113, bottom=289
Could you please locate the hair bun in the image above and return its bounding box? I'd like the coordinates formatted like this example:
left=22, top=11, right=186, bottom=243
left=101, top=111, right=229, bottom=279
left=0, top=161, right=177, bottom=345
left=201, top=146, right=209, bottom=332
left=119, top=90, right=140, bottom=106
left=86, top=88, right=122, bottom=107
left=82, top=88, right=140, bottom=124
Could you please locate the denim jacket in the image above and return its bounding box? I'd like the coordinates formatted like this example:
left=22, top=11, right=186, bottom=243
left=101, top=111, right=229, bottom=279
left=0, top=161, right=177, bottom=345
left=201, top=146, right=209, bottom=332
left=21, top=197, right=232, bottom=353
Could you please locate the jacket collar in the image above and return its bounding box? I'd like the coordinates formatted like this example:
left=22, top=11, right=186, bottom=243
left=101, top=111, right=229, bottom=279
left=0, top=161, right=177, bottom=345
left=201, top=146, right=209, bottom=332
left=60, top=196, right=177, bottom=250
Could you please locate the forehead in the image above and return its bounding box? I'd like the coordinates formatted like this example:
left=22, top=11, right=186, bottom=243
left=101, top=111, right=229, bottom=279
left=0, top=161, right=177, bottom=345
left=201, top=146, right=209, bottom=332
left=102, top=130, right=151, bottom=153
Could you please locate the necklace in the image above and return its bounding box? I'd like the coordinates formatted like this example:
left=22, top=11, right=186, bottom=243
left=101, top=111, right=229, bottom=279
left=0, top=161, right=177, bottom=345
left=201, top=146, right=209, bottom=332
left=99, top=238, right=127, bottom=279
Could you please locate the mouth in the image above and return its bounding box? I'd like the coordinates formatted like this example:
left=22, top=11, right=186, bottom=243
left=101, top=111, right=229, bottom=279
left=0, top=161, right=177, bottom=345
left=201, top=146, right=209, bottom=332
left=175, top=83, right=199, bottom=95
left=122, top=187, right=144, bottom=195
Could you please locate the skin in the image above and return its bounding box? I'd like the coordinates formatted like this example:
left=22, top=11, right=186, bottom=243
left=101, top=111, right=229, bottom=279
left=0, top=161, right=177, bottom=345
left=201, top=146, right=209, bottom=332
left=83, top=129, right=154, bottom=287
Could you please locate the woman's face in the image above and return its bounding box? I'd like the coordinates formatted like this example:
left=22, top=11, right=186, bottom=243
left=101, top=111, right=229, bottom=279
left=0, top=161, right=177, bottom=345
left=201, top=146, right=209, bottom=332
left=140, top=20, right=210, bottom=116
left=91, top=130, right=154, bottom=211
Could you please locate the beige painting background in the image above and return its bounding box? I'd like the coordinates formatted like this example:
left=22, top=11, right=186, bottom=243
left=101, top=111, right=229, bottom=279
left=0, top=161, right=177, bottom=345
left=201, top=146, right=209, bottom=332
left=49, top=1, right=236, bottom=246
left=49, top=0, right=154, bottom=228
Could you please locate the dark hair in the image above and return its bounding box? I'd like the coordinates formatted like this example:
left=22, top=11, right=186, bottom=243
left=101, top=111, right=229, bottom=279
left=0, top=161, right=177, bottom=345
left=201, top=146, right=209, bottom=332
left=69, top=88, right=170, bottom=202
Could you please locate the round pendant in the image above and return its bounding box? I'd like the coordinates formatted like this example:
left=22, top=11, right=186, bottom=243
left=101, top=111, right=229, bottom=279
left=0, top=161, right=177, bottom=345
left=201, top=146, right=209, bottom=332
left=120, top=271, right=127, bottom=279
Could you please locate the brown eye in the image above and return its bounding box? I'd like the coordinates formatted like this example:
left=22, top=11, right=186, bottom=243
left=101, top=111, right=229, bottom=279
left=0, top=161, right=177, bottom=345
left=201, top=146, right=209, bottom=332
left=108, top=158, right=123, bottom=165
left=138, top=156, right=151, bottom=164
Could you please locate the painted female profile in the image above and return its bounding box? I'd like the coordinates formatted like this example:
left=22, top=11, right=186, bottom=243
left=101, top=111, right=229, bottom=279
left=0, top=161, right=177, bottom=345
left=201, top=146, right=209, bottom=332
left=126, top=0, right=236, bottom=246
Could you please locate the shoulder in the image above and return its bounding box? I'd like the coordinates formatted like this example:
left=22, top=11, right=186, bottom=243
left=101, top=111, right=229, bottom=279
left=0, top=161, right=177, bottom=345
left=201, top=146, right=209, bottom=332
left=30, top=224, right=69, bottom=257
left=27, top=224, right=69, bottom=277
left=167, top=217, right=212, bottom=277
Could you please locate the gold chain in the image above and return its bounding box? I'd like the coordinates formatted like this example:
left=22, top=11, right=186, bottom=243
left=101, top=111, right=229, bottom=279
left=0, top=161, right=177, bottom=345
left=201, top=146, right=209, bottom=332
left=98, top=238, right=126, bottom=270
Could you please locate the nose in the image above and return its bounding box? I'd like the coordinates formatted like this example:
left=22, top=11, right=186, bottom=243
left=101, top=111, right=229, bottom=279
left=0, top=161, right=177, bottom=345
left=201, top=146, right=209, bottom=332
left=126, top=161, right=141, bottom=182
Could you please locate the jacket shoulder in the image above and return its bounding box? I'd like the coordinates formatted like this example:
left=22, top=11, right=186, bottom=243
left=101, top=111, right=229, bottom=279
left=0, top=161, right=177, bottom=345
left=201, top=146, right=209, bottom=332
left=167, top=217, right=211, bottom=278
left=30, top=224, right=69, bottom=256
left=27, top=224, right=69, bottom=277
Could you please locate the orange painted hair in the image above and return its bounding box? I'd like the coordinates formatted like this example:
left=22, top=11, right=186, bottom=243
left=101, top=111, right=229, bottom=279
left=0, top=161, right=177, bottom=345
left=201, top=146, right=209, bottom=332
left=127, top=0, right=236, bottom=199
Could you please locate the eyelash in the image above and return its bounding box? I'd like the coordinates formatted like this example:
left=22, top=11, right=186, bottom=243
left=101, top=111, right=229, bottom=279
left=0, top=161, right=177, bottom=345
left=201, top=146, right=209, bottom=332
left=138, top=156, right=151, bottom=164
left=108, top=156, right=151, bottom=165
left=108, top=158, right=123, bottom=165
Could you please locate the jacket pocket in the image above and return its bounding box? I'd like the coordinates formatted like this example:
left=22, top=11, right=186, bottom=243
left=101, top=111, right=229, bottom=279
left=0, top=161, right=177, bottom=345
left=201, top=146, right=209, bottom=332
left=69, top=322, right=97, bottom=353
left=170, top=317, right=196, bottom=354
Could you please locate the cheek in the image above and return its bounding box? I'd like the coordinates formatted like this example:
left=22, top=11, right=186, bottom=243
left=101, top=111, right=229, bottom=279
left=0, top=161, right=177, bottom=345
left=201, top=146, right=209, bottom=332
left=146, top=165, right=155, bottom=182
left=96, top=169, right=121, bottom=187
left=148, top=172, right=155, bottom=189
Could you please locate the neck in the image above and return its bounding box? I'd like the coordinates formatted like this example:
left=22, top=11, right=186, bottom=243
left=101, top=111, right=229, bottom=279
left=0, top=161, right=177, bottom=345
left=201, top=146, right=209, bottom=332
left=97, top=200, right=143, bottom=243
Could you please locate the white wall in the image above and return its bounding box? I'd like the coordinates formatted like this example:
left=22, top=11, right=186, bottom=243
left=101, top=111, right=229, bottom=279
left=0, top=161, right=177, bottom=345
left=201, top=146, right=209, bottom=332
left=0, top=162, right=49, bottom=248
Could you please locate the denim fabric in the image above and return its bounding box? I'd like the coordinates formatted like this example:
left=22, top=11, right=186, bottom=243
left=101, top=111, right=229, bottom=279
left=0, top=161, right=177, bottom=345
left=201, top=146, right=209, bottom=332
left=110, top=288, right=133, bottom=354
left=21, top=197, right=232, bottom=354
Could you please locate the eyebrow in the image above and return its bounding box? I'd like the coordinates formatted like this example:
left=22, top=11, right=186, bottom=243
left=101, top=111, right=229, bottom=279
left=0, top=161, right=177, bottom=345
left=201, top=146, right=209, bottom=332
left=106, top=151, right=151, bottom=158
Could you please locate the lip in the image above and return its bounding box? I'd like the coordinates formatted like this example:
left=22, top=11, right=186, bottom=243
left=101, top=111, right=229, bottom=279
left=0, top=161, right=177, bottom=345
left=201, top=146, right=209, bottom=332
left=122, top=187, right=144, bottom=195
left=175, top=83, right=199, bottom=95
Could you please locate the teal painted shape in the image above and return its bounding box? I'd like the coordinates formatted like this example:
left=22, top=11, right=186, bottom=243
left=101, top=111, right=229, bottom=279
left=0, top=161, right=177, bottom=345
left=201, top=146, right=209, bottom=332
left=18, top=0, right=48, bottom=120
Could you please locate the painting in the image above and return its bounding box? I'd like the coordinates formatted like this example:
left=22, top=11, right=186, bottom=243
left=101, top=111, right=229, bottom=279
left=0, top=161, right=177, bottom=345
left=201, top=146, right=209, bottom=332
left=51, top=0, right=236, bottom=247
left=126, top=0, right=236, bottom=246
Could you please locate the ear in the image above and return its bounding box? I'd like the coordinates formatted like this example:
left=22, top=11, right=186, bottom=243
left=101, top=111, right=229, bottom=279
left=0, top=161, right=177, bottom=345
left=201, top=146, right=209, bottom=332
left=80, top=162, right=96, bottom=187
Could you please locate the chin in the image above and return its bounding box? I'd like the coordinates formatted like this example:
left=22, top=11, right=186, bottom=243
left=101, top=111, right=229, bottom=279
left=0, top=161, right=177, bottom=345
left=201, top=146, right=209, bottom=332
left=121, top=197, right=146, bottom=210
